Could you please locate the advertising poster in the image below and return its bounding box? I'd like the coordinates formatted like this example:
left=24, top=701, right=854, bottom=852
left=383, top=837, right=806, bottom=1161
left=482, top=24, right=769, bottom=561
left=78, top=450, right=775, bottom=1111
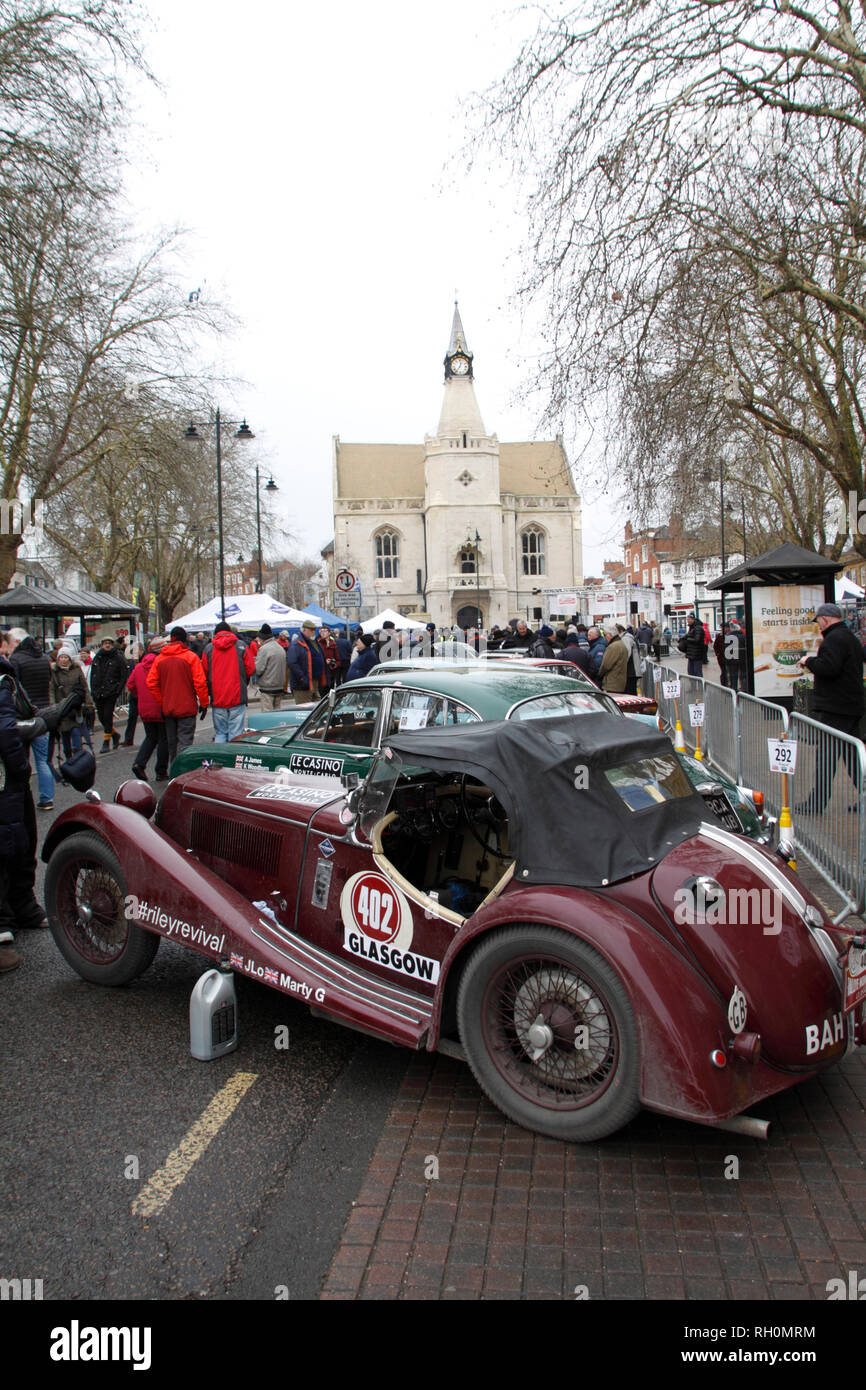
left=749, top=584, right=824, bottom=698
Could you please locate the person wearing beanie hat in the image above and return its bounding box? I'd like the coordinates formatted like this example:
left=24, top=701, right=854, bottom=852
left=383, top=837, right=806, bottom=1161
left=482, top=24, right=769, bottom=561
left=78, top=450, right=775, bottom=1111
left=528, top=624, right=557, bottom=659
left=284, top=621, right=322, bottom=705
left=795, top=602, right=866, bottom=814
left=345, top=631, right=379, bottom=682
left=146, top=627, right=208, bottom=765
left=256, top=624, right=289, bottom=710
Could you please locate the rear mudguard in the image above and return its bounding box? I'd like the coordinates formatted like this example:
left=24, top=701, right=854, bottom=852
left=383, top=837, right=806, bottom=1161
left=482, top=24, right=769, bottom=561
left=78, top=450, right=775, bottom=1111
left=434, top=885, right=843, bottom=1125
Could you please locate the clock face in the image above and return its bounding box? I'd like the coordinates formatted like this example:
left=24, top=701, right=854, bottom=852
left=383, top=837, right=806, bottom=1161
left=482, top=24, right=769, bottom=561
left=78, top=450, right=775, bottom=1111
left=450, top=355, right=469, bottom=376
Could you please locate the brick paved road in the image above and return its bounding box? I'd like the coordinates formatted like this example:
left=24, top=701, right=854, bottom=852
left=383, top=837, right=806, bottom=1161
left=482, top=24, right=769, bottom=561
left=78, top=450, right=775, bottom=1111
left=322, top=865, right=866, bottom=1302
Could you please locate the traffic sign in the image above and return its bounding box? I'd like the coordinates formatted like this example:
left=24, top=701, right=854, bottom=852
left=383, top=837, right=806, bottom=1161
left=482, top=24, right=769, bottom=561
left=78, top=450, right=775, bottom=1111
left=339, top=592, right=361, bottom=607
left=335, top=569, right=356, bottom=593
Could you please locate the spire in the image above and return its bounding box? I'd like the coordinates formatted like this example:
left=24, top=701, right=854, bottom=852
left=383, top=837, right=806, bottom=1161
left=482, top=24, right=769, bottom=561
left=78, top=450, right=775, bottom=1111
left=448, top=300, right=469, bottom=356
left=438, top=301, right=485, bottom=436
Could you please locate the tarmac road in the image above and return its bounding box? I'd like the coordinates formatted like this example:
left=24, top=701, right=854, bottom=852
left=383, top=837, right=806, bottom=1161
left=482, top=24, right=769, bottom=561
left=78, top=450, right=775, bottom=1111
left=1, top=724, right=409, bottom=1301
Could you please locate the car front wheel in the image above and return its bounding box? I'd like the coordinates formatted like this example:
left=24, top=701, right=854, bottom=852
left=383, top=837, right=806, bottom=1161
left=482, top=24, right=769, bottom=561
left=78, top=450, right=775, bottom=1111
left=45, top=831, right=159, bottom=985
left=457, top=926, right=640, bottom=1142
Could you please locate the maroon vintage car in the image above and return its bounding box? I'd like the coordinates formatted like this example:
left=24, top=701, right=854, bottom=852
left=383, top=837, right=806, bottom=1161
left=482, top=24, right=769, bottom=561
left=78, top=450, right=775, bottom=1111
left=42, top=713, right=865, bottom=1142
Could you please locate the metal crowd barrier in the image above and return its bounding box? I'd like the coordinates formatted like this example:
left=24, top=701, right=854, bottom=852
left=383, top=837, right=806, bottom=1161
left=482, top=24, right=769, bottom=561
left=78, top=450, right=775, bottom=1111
left=737, top=693, right=789, bottom=816
left=677, top=674, right=706, bottom=755
left=787, top=712, right=866, bottom=918
left=643, top=660, right=866, bottom=918
left=703, top=681, right=739, bottom=785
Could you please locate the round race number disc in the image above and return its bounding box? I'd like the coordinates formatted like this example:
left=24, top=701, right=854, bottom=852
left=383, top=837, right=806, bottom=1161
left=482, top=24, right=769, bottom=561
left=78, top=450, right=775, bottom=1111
left=340, top=871, right=414, bottom=951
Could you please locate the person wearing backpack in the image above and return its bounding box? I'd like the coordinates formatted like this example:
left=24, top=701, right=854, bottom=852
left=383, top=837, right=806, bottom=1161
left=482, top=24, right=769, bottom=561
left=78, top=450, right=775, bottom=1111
left=201, top=623, right=256, bottom=742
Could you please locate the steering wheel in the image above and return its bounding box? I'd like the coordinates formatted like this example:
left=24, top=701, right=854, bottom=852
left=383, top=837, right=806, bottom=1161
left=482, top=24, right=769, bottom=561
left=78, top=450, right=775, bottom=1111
left=459, top=776, right=511, bottom=860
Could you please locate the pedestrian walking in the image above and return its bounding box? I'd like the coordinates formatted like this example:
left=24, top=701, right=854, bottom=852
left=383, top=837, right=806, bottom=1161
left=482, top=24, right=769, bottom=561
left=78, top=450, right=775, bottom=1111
left=201, top=623, right=255, bottom=742
left=0, top=628, right=47, bottom=970
left=145, top=627, right=208, bottom=767
left=724, top=621, right=747, bottom=693
left=127, top=637, right=169, bottom=780
left=679, top=615, right=708, bottom=677
left=50, top=650, right=93, bottom=759
left=90, top=636, right=128, bottom=754
left=713, top=627, right=728, bottom=687
left=120, top=640, right=142, bottom=745
left=795, top=603, right=866, bottom=814
left=6, top=627, right=56, bottom=808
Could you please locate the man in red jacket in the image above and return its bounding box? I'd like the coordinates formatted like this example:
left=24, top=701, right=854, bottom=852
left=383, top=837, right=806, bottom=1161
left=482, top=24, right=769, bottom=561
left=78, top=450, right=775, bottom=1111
left=146, top=627, right=209, bottom=766
left=201, top=623, right=255, bottom=741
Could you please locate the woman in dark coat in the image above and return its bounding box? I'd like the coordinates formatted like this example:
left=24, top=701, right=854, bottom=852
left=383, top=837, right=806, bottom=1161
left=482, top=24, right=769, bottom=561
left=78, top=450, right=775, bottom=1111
left=680, top=616, right=708, bottom=677
left=90, top=637, right=128, bottom=751
left=50, top=651, right=94, bottom=758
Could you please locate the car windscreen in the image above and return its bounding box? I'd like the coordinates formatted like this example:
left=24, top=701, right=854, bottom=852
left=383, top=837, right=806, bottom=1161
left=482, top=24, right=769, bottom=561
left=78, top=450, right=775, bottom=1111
left=508, top=691, right=611, bottom=720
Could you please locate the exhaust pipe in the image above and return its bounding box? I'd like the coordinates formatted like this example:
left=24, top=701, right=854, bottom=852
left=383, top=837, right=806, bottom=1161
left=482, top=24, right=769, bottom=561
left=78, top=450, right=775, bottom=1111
left=705, top=1115, right=771, bottom=1140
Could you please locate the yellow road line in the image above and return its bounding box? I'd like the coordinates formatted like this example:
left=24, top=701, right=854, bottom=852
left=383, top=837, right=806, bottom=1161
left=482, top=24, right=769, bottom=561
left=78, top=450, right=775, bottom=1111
left=132, top=1071, right=258, bottom=1219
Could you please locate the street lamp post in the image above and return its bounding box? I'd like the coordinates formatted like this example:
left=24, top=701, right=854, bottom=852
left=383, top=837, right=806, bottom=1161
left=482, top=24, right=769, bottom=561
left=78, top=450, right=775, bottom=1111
left=473, top=529, right=482, bottom=631
left=184, top=409, right=255, bottom=620
left=703, top=462, right=726, bottom=631
left=255, top=464, right=278, bottom=593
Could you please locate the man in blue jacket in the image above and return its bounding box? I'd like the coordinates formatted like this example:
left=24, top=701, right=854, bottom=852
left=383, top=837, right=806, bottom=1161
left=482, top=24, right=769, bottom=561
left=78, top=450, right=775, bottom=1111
left=587, top=626, right=607, bottom=675
left=345, top=633, right=379, bottom=682
left=286, top=620, right=324, bottom=704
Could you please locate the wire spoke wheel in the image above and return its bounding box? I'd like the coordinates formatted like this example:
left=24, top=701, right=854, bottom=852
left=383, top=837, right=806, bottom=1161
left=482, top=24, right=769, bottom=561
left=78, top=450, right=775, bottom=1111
left=458, top=926, right=640, bottom=1141
left=55, top=861, right=128, bottom=964
left=45, top=831, right=159, bottom=985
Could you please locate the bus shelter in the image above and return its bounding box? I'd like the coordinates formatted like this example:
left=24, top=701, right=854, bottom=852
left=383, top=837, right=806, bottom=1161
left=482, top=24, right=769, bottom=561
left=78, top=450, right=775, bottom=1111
left=707, top=542, right=841, bottom=705
left=0, top=586, right=142, bottom=648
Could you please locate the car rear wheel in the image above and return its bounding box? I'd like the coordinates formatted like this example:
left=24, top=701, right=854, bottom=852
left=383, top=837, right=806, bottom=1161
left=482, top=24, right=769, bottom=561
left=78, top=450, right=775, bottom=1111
left=457, top=925, right=640, bottom=1141
left=45, top=831, right=159, bottom=985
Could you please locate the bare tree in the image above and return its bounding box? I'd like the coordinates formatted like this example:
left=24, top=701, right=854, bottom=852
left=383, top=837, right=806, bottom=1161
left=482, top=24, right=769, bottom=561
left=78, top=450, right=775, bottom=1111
left=478, top=1, right=866, bottom=548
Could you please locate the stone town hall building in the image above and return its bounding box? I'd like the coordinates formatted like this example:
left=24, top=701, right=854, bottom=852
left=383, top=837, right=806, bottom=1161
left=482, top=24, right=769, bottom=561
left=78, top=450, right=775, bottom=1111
left=330, top=307, right=583, bottom=628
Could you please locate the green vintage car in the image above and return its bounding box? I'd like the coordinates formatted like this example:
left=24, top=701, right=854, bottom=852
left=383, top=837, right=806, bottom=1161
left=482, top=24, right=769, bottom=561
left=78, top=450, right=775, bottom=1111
left=171, top=665, right=771, bottom=841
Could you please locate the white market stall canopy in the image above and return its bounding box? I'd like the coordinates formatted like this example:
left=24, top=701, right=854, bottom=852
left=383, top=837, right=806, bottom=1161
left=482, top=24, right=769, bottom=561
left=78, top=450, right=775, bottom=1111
left=836, top=576, right=865, bottom=600
left=171, top=592, right=317, bottom=631
left=361, top=607, right=428, bottom=634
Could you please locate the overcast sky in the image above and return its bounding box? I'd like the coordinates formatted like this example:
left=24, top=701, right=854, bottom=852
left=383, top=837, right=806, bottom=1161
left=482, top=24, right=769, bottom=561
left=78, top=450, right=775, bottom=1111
left=126, top=0, right=621, bottom=579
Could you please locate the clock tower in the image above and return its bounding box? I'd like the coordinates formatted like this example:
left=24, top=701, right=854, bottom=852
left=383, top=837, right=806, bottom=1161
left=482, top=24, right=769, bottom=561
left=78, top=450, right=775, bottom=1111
left=425, top=303, right=506, bottom=627
left=443, top=300, right=474, bottom=380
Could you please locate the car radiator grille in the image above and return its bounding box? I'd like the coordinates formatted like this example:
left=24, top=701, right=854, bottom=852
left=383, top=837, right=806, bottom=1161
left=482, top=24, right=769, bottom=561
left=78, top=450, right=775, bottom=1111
left=700, top=790, right=742, bottom=834
left=190, top=809, right=282, bottom=875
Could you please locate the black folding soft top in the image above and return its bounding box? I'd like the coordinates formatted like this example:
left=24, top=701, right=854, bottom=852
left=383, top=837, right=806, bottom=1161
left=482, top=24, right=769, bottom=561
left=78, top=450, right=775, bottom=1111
left=385, top=712, right=709, bottom=888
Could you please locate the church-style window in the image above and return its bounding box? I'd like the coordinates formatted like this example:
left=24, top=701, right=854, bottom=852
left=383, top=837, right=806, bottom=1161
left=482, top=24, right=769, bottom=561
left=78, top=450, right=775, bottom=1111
left=375, top=530, right=399, bottom=579
left=460, top=549, right=476, bottom=574
left=521, top=527, right=545, bottom=576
